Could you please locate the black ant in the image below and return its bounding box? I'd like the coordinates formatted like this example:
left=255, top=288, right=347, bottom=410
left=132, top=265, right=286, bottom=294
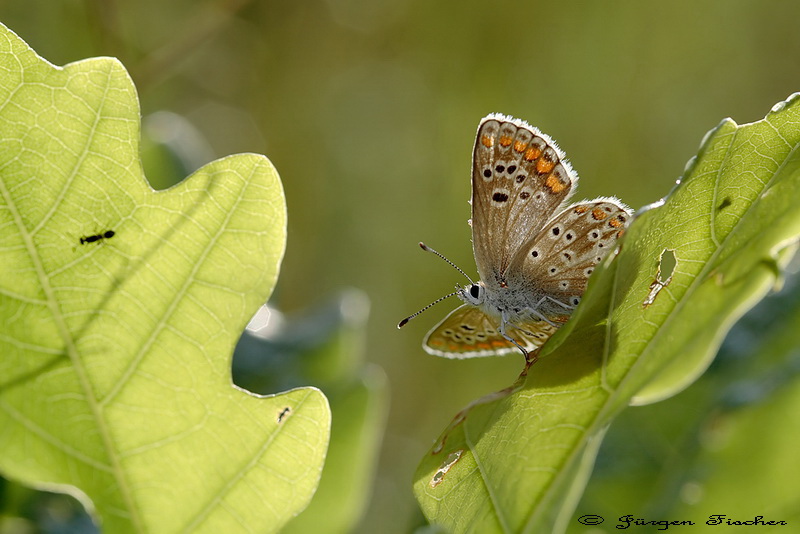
left=80, top=230, right=115, bottom=245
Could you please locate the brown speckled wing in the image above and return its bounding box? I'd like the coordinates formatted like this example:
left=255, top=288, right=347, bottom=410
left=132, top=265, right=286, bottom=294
left=471, top=114, right=577, bottom=289
left=506, top=199, right=632, bottom=311
left=423, top=305, right=557, bottom=359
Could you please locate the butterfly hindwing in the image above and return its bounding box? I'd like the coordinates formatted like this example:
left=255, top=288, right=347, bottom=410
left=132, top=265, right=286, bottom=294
left=423, top=305, right=556, bottom=358
left=471, top=114, right=578, bottom=286
left=506, top=198, right=632, bottom=309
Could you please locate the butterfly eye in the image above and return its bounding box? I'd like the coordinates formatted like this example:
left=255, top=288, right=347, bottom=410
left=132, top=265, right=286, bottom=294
left=469, top=284, right=481, bottom=299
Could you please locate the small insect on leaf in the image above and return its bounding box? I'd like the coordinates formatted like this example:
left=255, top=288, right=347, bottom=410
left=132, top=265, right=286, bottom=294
left=80, top=230, right=115, bottom=245
left=277, top=407, right=291, bottom=423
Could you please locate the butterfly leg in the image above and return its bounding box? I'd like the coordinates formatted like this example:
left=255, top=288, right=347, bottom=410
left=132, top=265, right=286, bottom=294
left=526, top=304, right=559, bottom=328
left=542, top=295, right=575, bottom=311
left=499, top=311, right=529, bottom=361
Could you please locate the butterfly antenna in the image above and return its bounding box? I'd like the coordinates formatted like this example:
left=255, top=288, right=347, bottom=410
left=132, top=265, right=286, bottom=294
left=398, top=289, right=459, bottom=328
left=418, top=242, right=474, bottom=284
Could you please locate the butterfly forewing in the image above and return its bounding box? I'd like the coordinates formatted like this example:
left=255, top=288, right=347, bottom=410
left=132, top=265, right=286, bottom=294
left=507, top=198, right=632, bottom=310
left=471, top=114, right=577, bottom=287
left=423, top=305, right=556, bottom=359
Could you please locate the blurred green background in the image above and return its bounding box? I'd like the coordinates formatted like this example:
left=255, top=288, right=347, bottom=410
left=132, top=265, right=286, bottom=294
left=2, top=1, right=800, bottom=532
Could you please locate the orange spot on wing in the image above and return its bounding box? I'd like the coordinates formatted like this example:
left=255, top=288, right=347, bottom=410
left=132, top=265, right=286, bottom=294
left=477, top=342, right=491, bottom=349
left=545, top=174, right=566, bottom=193
left=491, top=340, right=508, bottom=348
left=592, top=208, right=608, bottom=220
left=499, top=134, right=513, bottom=147
left=574, top=205, right=588, bottom=214
left=429, top=339, right=444, bottom=346
left=609, top=217, right=624, bottom=228
left=514, top=140, right=527, bottom=152
left=524, top=146, right=541, bottom=161
left=536, top=158, right=556, bottom=175
left=481, top=135, right=494, bottom=148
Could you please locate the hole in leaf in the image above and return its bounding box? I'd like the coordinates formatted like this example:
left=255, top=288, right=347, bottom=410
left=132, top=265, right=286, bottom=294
left=643, top=249, right=676, bottom=308
left=430, top=449, right=464, bottom=488
left=659, top=249, right=677, bottom=281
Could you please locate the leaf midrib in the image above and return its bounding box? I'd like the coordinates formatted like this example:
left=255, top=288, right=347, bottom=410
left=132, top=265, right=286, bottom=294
left=0, top=62, right=145, bottom=532
left=608, top=117, right=794, bottom=412
left=528, top=117, right=794, bottom=532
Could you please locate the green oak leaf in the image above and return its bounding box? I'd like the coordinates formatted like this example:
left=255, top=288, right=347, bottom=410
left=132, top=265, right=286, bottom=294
left=664, top=280, right=800, bottom=527
left=0, top=23, right=330, bottom=533
left=414, top=94, right=800, bottom=533
left=234, top=289, right=389, bottom=534
left=567, top=275, right=800, bottom=533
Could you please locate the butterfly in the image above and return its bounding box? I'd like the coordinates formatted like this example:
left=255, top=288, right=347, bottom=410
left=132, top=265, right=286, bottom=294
left=399, top=114, right=631, bottom=361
